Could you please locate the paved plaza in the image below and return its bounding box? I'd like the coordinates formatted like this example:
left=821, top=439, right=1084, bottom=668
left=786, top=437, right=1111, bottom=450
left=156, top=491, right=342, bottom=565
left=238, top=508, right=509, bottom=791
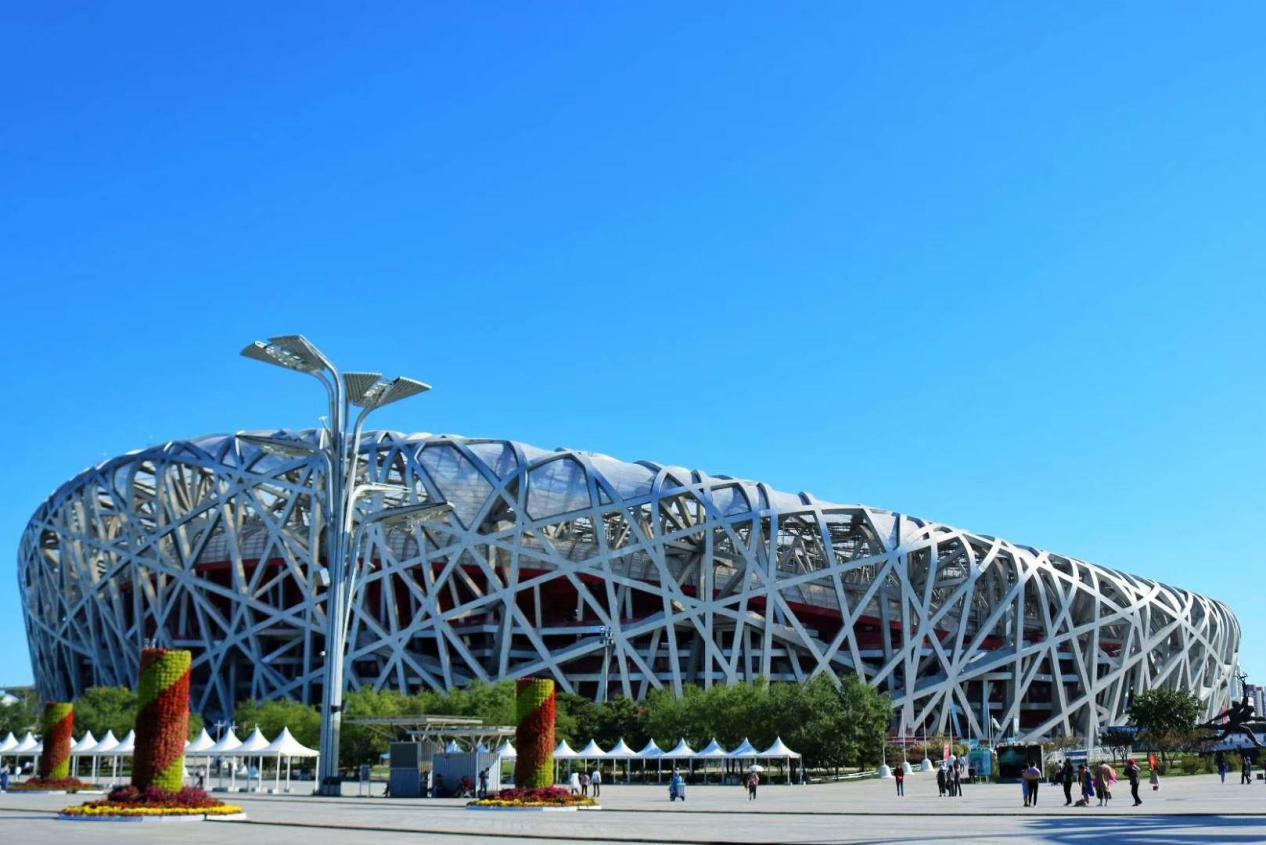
left=4, top=773, right=1266, bottom=843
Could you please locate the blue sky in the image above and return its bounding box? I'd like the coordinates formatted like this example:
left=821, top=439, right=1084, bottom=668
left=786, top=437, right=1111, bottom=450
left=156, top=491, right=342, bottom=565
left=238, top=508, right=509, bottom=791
left=2, top=4, right=1264, bottom=688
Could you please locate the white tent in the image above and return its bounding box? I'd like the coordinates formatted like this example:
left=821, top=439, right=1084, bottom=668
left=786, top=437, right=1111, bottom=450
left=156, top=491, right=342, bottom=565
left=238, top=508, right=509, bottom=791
left=728, top=738, right=759, bottom=758
left=261, top=728, right=318, bottom=793
left=0, top=732, right=16, bottom=771
left=444, top=740, right=462, bottom=753
left=70, top=731, right=98, bottom=778
left=576, top=739, right=608, bottom=759
left=210, top=728, right=242, bottom=791
left=760, top=736, right=801, bottom=784
left=663, top=738, right=695, bottom=758
left=636, top=739, right=663, bottom=759
left=695, top=738, right=729, bottom=784
left=186, top=728, right=216, bottom=753
left=185, top=728, right=216, bottom=788
left=495, top=740, right=516, bottom=759
left=235, top=728, right=271, bottom=791
left=606, top=738, right=637, bottom=782
left=553, top=739, right=578, bottom=782
left=115, top=730, right=135, bottom=755
left=635, top=738, right=665, bottom=782
left=91, top=731, right=120, bottom=784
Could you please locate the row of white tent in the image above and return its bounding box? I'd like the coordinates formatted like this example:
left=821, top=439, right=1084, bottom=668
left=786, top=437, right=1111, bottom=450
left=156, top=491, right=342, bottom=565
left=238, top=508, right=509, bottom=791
left=533, top=737, right=800, bottom=761
left=0, top=725, right=319, bottom=761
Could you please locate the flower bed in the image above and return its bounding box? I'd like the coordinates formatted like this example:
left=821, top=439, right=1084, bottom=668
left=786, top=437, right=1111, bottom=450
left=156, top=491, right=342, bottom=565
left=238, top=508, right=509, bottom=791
left=11, top=777, right=101, bottom=793
left=60, top=785, right=243, bottom=818
left=468, top=786, right=597, bottom=808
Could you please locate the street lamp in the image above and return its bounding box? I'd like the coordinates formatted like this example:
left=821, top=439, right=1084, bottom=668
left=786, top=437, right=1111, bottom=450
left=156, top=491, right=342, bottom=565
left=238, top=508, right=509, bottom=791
left=240, top=334, right=441, bottom=796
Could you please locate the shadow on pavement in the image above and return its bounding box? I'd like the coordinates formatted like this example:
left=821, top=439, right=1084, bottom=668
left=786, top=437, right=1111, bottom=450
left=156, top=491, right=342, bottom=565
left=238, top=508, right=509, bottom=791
left=1028, top=814, right=1266, bottom=844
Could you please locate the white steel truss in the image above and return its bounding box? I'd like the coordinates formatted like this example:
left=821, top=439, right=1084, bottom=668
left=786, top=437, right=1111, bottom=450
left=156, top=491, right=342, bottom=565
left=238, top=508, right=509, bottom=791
left=19, top=431, right=1240, bottom=739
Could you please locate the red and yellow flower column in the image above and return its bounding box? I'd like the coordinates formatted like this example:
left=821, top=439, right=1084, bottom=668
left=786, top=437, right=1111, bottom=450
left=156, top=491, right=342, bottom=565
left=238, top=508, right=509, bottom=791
left=131, top=648, right=192, bottom=792
left=513, top=678, right=556, bottom=788
left=38, top=702, right=74, bottom=780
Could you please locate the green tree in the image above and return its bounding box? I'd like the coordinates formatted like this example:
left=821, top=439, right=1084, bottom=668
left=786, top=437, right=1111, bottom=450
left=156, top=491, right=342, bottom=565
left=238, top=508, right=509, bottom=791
left=0, top=688, right=39, bottom=736
left=234, top=698, right=321, bottom=748
left=340, top=687, right=412, bottom=766
left=74, top=686, right=204, bottom=740
left=1129, top=688, right=1201, bottom=764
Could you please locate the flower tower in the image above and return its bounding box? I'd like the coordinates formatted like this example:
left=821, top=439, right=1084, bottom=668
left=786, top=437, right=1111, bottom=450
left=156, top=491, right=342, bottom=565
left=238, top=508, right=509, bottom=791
left=513, top=678, right=556, bottom=788
left=131, top=648, right=192, bottom=792
left=38, top=702, right=74, bottom=780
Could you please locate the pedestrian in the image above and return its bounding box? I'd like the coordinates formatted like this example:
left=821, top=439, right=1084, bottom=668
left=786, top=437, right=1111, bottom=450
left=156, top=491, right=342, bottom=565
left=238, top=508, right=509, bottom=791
left=1060, top=759, right=1074, bottom=805
left=937, top=764, right=947, bottom=797
left=0, top=767, right=7, bottom=793
left=1149, top=756, right=1160, bottom=794
left=953, top=759, right=963, bottom=796
left=746, top=770, right=759, bottom=800
left=1125, top=757, right=1141, bottom=806
left=1218, top=757, right=1229, bottom=784
left=1095, top=763, right=1114, bottom=807
left=1076, top=764, right=1092, bottom=807
left=580, top=771, right=590, bottom=797
left=569, top=770, right=581, bottom=796
left=1023, top=761, right=1041, bottom=806
left=1243, top=757, right=1253, bottom=785
left=591, top=766, right=602, bottom=797
left=479, top=767, right=489, bottom=798
left=894, top=766, right=905, bottom=797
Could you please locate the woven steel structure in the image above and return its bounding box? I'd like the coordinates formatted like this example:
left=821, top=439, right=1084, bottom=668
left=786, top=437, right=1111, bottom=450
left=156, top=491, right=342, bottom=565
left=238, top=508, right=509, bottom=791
left=20, top=431, right=1240, bottom=739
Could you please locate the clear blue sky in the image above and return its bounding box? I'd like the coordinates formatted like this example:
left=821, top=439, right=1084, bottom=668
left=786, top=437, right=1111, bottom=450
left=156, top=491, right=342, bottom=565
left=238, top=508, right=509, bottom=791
left=3, top=4, right=1264, bottom=688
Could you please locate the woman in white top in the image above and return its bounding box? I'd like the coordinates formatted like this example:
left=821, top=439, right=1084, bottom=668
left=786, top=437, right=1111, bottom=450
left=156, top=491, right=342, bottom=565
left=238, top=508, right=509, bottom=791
left=568, top=770, right=581, bottom=795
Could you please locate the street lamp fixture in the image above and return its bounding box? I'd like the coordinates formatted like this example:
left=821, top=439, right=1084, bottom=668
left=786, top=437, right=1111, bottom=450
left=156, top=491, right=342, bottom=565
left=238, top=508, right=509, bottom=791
left=240, top=334, right=444, bottom=796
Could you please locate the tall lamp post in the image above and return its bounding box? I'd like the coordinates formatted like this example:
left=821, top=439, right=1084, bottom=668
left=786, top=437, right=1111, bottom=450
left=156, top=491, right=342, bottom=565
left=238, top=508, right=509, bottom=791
left=240, top=334, right=448, bottom=796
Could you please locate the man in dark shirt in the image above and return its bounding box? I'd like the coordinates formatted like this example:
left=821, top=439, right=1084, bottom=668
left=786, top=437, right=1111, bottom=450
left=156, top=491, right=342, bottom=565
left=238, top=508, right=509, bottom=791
left=1060, top=760, right=1075, bottom=805
left=1125, top=758, right=1142, bottom=806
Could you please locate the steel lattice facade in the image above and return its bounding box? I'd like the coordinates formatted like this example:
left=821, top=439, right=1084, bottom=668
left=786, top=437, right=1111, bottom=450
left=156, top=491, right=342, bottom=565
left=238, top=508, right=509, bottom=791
left=19, top=431, right=1240, bottom=739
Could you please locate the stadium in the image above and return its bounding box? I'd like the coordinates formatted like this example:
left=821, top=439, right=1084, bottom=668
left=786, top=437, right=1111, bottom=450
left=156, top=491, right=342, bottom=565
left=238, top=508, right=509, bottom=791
left=19, top=430, right=1240, bottom=740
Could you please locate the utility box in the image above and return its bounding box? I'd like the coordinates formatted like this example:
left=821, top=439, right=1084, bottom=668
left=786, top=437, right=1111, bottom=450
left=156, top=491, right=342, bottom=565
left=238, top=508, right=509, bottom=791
left=431, top=750, right=502, bottom=797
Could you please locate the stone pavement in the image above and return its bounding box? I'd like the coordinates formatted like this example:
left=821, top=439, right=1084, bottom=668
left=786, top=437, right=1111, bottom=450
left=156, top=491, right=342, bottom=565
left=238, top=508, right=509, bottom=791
left=4, top=772, right=1266, bottom=843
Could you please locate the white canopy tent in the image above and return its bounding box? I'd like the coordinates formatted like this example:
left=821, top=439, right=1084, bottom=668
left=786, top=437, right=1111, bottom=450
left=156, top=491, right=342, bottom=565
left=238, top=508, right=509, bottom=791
left=186, top=728, right=216, bottom=787
left=607, top=738, right=637, bottom=782
left=636, top=738, right=664, bottom=782
left=91, top=731, right=120, bottom=784
left=575, top=739, right=608, bottom=759
left=70, top=731, right=98, bottom=778
left=209, top=728, right=242, bottom=791
left=695, top=738, right=729, bottom=784
left=0, top=732, right=16, bottom=771
left=115, top=730, right=135, bottom=755
left=759, top=737, right=801, bottom=784
left=234, top=728, right=271, bottom=791
left=553, top=739, right=578, bottom=782
left=260, top=728, right=319, bottom=793
left=495, top=740, right=516, bottom=759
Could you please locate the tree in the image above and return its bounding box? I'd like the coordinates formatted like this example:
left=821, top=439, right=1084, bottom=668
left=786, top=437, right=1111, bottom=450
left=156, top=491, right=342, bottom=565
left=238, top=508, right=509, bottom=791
left=234, top=698, right=321, bottom=749
left=1129, top=688, right=1201, bottom=764
left=74, top=686, right=204, bottom=741
left=0, top=688, right=39, bottom=736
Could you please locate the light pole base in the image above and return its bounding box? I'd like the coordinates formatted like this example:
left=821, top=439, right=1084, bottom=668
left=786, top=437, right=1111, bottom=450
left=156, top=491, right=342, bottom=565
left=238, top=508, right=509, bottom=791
left=316, top=777, right=343, bottom=797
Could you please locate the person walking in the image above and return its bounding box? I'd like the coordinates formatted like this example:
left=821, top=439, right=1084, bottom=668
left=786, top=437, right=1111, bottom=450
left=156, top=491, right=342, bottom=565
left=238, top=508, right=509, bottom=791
left=1125, top=758, right=1141, bottom=806
left=936, top=763, right=947, bottom=797
left=580, top=771, right=590, bottom=797
left=1077, top=764, right=1092, bottom=806
left=746, top=770, right=760, bottom=800
left=953, top=759, right=963, bottom=796
left=1095, top=763, right=1113, bottom=807
left=478, top=767, right=489, bottom=798
left=1023, top=762, right=1042, bottom=806
left=1243, top=757, right=1253, bottom=785
left=591, top=766, right=601, bottom=798
left=1218, top=757, right=1229, bottom=784
left=894, top=765, right=905, bottom=797
left=1060, top=759, right=1074, bottom=805
left=569, top=770, right=581, bottom=796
